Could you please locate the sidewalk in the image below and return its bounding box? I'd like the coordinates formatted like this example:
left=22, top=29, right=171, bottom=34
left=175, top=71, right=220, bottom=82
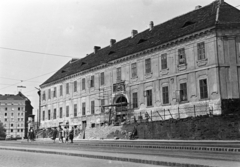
left=0, top=142, right=239, bottom=167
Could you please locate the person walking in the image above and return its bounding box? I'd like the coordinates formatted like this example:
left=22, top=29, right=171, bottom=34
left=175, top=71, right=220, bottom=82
left=58, top=126, right=63, bottom=143
left=69, top=127, right=74, bottom=143
left=52, top=127, right=57, bottom=143
left=64, top=126, right=69, bottom=143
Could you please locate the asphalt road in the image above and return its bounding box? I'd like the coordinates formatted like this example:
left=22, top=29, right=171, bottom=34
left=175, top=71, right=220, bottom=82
left=0, top=149, right=165, bottom=167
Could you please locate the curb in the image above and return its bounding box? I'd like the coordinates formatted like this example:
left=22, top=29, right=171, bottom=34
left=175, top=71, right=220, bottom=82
left=0, top=147, right=216, bottom=167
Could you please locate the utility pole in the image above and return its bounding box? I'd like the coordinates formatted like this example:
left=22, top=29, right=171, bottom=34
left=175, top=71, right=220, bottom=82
left=35, top=87, right=41, bottom=130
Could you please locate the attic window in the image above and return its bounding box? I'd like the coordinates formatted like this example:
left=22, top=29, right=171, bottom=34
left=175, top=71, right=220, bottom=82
left=137, top=39, right=147, bottom=44
left=182, top=21, right=196, bottom=28
left=108, top=51, right=115, bottom=55
left=61, top=70, right=66, bottom=73
left=81, top=62, right=86, bottom=66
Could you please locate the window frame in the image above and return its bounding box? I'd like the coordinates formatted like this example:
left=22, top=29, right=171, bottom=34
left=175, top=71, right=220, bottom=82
left=117, top=67, right=121, bottom=82
left=131, top=63, right=137, bottom=78
left=100, top=99, right=105, bottom=113
left=66, top=106, right=69, bottom=117
left=48, top=110, right=51, bottom=120
left=145, top=58, right=151, bottom=74
left=161, top=53, right=168, bottom=70
left=132, top=92, right=138, bottom=109
left=73, top=81, right=77, bottom=92
left=162, top=86, right=169, bottom=104
left=91, top=101, right=95, bottom=115
left=180, top=83, right=188, bottom=102
left=146, top=89, right=152, bottom=107
left=74, top=104, right=77, bottom=117
left=100, top=72, right=104, bottom=85
left=90, top=75, right=94, bottom=88
left=66, top=83, right=69, bottom=95
left=199, top=79, right=208, bottom=99
left=48, top=89, right=51, bottom=99
left=82, top=102, right=86, bottom=116
left=59, top=107, right=62, bottom=118
left=53, top=87, right=56, bottom=98
left=53, top=108, right=56, bottom=119
left=197, top=42, right=205, bottom=60
left=178, top=48, right=186, bottom=65
left=82, top=78, right=86, bottom=90
left=60, top=85, right=63, bottom=96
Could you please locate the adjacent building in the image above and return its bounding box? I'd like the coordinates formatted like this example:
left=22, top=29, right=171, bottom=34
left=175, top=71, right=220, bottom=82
left=40, top=0, right=240, bottom=130
left=0, top=92, right=33, bottom=138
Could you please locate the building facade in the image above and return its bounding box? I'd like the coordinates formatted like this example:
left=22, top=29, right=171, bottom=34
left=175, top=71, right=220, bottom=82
left=40, top=0, right=240, bottom=130
left=0, top=92, right=33, bottom=138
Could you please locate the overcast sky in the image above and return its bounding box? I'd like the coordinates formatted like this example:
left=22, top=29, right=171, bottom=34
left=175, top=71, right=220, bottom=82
left=0, top=0, right=239, bottom=118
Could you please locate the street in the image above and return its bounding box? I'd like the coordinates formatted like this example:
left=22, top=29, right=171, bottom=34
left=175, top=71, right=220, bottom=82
left=0, top=149, right=165, bottom=167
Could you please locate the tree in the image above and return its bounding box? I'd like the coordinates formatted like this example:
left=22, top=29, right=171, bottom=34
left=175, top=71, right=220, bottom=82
left=0, top=121, right=6, bottom=139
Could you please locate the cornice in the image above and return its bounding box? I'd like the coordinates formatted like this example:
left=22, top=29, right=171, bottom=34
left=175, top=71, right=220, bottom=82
left=41, top=27, right=215, bottom=89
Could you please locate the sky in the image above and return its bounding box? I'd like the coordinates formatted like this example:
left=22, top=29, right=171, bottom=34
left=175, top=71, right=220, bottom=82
left=0, top=0, right=239, bottom=120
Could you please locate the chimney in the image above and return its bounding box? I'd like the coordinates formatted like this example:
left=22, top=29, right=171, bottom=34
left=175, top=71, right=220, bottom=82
left=195, top=5, right=202, bottom=10
left=149, top=21, right=154, bottom=30
left=110, top=39, right=116, bottom=47
left=94, top=46, right=101, bottom=53
left=131, top=30, right=138, bottom=38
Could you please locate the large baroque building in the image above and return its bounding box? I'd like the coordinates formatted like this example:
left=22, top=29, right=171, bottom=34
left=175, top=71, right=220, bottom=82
left=0, top=92, right=33, bottom=138
left=40, top=0, right=240, bottom=130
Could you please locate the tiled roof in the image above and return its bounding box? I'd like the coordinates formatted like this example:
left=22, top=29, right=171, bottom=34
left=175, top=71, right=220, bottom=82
left=41, top=1, right=240, bottom=86
left=0, top=93, right=26, bottom=101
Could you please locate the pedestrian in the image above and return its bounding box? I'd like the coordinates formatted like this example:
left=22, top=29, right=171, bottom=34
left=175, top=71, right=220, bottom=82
left=64, top=126, right=69, bottom=143
left=69, top=127, right=74, bottom=143
left=58, top=126, right=63, bottom=143
left=52, top=127, right=57, bottom=143
left=29, top=127, right=34, bottom=142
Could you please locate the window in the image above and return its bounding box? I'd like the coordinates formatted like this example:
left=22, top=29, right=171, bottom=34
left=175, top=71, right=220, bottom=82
left=17, top=129, right=19, bottom=132
left=178, top=48, right=186, bottom=65
left=4, top=118, right=7, bottom=122
left=199, top=79, right=208, bottom=99
left=131, top=63, right=137, bottom=78
left=53, top=109, right=56, bottom=119
left=90, top=75, right=94, bottom=88
left=74, top=104, right=77, bottom=117
left=91, top=101, right=95, bottom=115
left=161, top=53, right=167, bottom=70
left=18, top=118, right=20, bottom=121
left=66, top=106, right=69, bottom=117
left=42, top=111, right=45, bottom=121
left=21, top=129, right=23, bottom=132
left=66, top=83, right=69, bottom=94
left=132, top=92, right=138, bottom=108
left=5, top=113, right=7, bottom=116
left=11, top=129, right=13, bottom=132
left=21, top=112, right=23, bottom=116
left=48, top=89, right=51, bottom=99
left=74, top=81, right=77, bottom=92
left=18, top=107, right=20, bottom=111
left=197, top=42, right=205, bottom=60
left=11, top=113, right=13, bottom=116
left=146, top=90, right=152, bottom=106
left=82, top=103, right=86, bottom=116
left=60, top=85, right=63, bottom=96
left=21, top=118, right=23, bottom=121
left=145, top=58, right=151, bottom=74
left=180, top=83, right=187, bottom=102
left=5, top=107, right=7, bottom=111
left=59, top=107, right=62, bottom=118
left=42, top=91, right=46, bottom=101
left=117, top=67, right=121, bottom=82
left=101, top=99, right=105, bottom=113
left=162, top=86, right=169, bottom=104
left=100, top=72, right=104, bottom=85
left=53, top=87, right=56, bottom=97
left=82, top=78, right=85, bottom=90
left=48, top=110, right=51, bottom=120
left=11, top=124, right=13, bottom=127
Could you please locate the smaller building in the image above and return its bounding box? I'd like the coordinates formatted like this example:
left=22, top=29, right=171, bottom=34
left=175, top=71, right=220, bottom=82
left=0, top=92, right=33, bottom=138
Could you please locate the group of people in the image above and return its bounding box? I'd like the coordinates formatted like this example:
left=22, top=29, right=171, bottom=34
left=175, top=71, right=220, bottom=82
left=52, top=126, right=74, bottom=143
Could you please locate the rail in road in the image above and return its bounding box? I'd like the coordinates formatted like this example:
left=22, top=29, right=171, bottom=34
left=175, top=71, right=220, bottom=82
left=65, top=140, right=240, bottom=152
left=25, top=139, right=240, bottom=154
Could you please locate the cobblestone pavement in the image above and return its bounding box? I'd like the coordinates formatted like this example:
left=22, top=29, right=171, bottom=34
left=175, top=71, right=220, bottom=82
left=0, top=149, right=165, bottom=167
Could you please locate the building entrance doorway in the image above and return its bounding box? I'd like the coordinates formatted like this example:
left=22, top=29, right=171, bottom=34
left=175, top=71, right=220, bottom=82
left=114, top=95, right=128, bottom=124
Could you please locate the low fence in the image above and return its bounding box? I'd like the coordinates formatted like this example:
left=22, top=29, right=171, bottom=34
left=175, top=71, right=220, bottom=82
left=124, top=103, right=221, bottom=124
